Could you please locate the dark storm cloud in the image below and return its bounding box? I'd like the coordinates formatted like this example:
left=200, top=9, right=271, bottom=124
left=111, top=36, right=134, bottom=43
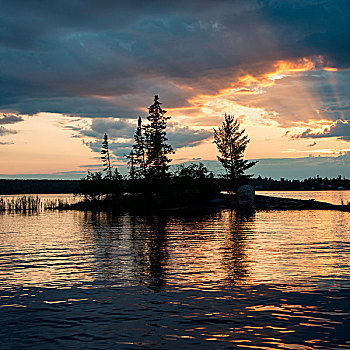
left=0, top=0, right=349, bottom=117
left=0, top=114, right=23, bottom=125
left=257, top=0, right=350, bottom=65
left=293, top=120, right=350, bottom=141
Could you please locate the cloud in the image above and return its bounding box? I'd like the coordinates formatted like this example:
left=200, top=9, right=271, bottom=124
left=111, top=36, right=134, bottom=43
left=0, top=114, right=23, bottom=125
left=167, top=123, right=212, bottom=148
left=0, top=0, right=349, bottom=119
left=232, top=69, right=350, bottom=127
left=0, top=126, right=17, bottom=136
left=292, top=120, right=350, bottom=141
left=68, top=118, right=136, bottom=139
left=307, top=141, right=317, bottom=147
left=76, top=118, right=212, bottom=161
left=0, top=141, right=14, bottom=145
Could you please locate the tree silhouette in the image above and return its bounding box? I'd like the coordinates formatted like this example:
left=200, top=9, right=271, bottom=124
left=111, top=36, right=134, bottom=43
left=101, top=133, right=112, bottom=180
left=144, top=95, right=173, bottom=179
left=126, top=149, right=136, bottom=180
left=214, top=114, right=257, bottom=189
left=77, top=171, right=106, bottom=200
left=127, top=116, right=147, bottom=179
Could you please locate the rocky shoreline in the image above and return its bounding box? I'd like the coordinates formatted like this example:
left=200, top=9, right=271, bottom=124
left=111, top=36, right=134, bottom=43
left=254, top=194, right=349, bottom=211
left=198, top=193, right=349, bottom=212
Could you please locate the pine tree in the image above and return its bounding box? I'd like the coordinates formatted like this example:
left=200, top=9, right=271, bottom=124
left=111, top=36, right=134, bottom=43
left=214, top=114, right=257, bottom=189
left=126, top=149, right=136, bottom=180
left=144, top=95, right=173, bottom=178
left=101, top=133, right=112, bottom=180
left=127, top=116, right=147, bottom=179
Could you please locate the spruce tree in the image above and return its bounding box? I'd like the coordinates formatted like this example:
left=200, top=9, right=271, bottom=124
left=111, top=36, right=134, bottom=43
left=101, top=133, right=112, bottom=180
left=214, top=114, right=257, bottom=189
left=126, top=149, right=136, bottom=180
left=144, top=95, right=173, bottom=178
left=130, top=116, right=147, bottom=178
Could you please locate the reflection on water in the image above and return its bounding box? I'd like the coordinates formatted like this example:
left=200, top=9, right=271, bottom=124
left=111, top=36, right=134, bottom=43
left=257, top=190, right=350, bottom=205
left=0, top=197, right=349, bottom=349
left=3, top=208, right=346, bottom=291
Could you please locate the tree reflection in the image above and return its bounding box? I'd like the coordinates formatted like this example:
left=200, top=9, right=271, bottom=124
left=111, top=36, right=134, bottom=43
left=129, top=215, right=169, bottom=291
left=81, top=209, right=254, bottom=288
left=82, top=211, right=169, bottom=290
left=221, top=209, right=255, bottom=283
left=82, top=211, right=123, bottom=282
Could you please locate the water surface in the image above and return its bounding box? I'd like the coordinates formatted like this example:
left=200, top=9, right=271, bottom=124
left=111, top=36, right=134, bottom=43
left=257, top=190, right=350, bottom=205
left=0, top=192, right=349, bottom=349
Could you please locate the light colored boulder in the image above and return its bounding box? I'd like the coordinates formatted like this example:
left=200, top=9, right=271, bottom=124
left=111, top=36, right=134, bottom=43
left=237, top=185, right=255, bottom=206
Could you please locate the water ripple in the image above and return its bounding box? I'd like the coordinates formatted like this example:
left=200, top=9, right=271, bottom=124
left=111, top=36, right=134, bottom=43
left=0, top=195, right=349, bottom=348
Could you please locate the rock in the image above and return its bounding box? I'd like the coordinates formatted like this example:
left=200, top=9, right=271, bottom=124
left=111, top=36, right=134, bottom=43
left=237, top=185, right=255, bottom=206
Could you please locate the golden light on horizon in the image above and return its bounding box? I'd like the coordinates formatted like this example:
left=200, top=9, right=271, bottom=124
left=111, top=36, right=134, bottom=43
left=323, top=67, right=338, bottom=72
left=0, top=113, right=99, bottom=174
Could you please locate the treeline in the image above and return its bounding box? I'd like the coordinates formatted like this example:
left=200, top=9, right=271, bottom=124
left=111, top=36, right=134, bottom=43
left=252, top=175, right=350, bottom=191
left=77, top=163, right=220, bottom=209
left=79, top=96, right=254, bottom=196
left=1, top=175, right=349, bottom=196
left=75, top=96, right=255, bottom=208
left=0, top=180, right=79, bottom=195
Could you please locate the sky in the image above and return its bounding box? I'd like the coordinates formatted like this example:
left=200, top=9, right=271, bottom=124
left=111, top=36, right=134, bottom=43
left=1, top=0, right=350, bottom=179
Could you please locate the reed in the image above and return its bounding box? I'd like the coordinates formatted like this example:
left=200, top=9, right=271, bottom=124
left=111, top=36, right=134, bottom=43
left=0, top=196, right=41, bottom=212
left=0, top=197, right=5, bottom=212
left=43, top=198, right=71, bottom=210
left=0, top=196, right=75, bottom=212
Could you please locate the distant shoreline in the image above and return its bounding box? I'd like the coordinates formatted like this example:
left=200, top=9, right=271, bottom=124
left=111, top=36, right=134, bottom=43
left=0, top=179, right=79, bottom=195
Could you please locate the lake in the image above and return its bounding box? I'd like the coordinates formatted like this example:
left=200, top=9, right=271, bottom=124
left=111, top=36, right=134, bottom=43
left=0, top=191, right=349, bottom=349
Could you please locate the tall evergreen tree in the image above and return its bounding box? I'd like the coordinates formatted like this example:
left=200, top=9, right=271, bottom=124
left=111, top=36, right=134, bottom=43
left=101, top=133, right=112, bottom=180
left=144, top=95, right=173, bottom=178
left=214, top=114, right=257, bottom=189
left=126, top=149, right=136, bottom=180
left=128, top=116, right=147, bottom=178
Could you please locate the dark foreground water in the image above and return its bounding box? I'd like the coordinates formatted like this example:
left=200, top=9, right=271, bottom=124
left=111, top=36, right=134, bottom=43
left=1, top=193, right=349, bottom=349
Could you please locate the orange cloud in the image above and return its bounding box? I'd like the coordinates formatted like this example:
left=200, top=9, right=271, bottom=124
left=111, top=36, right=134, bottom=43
left=323, top=67, right=338, bottom=72
left=237, top=58, right=317, bottom=89
left=286, top=119, right=337, bottom=139
left=189, top=57, right=318, bottom=107
left=183, top=57, right=323, bottom=130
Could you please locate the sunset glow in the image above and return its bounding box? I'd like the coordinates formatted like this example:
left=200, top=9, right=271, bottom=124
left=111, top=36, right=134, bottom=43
left=0, top=2, right=349, bottom=178
left=1, top=3, right=350, bottom=348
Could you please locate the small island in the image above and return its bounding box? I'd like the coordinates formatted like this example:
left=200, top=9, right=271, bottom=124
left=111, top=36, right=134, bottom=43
left=56, top=96, right=349, bottom=213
